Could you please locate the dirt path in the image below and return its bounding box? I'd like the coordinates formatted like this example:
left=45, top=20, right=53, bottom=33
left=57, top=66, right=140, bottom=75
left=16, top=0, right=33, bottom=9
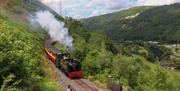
left=46, top=55, right=110, bottom=91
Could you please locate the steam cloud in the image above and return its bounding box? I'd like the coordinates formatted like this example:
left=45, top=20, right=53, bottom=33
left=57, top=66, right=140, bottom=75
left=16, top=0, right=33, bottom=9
left=35, top=11, right=73, bottom=48
left=29, top=0, right=73, bottom=49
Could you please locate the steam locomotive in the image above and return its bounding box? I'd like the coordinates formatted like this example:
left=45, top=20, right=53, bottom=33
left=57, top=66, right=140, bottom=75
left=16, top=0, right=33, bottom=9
left=44, top=39, right=83, bottom=78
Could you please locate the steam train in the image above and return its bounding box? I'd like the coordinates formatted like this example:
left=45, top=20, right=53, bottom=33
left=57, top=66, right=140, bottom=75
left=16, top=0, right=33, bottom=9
left=44, top=39, right=83, bottom=78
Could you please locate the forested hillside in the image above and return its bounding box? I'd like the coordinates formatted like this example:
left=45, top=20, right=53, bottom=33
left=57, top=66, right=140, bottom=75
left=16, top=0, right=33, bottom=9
left=81, top=6, right=152, bottom=32
left=82, top=3, right=180, bottom=43
left=57, top=12, right=180, bottom=91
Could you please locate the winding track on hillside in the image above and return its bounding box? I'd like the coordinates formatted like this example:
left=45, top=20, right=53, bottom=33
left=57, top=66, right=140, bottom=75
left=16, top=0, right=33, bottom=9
left=44, top=39, right=109, bottom=91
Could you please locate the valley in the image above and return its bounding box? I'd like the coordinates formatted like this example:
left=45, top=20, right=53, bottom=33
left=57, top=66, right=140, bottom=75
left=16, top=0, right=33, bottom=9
left=0, top=0, right=180, bottom=91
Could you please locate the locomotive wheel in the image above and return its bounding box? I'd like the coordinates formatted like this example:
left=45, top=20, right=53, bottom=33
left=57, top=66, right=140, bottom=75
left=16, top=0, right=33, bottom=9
left=65, top=72, right=68, bottom=77
left=59, top=65, right=61, bottom=69
left=62, top=69, right=68, bottom=77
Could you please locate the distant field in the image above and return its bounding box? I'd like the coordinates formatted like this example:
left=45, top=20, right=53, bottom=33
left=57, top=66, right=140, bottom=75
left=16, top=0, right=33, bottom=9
left=164, top=44, right=180, bottom=56
left=175, top=44, right=180, bottom=56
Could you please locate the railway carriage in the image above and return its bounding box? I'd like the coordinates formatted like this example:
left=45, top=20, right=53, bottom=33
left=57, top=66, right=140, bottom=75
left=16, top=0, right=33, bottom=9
left=44, top=39, right=83, bottom=78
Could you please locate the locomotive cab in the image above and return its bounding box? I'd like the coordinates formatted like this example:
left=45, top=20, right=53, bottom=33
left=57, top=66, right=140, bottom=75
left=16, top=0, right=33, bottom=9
left=56, top=53, right=83, bottom=78
left=66, top=59, right=83, bottom=78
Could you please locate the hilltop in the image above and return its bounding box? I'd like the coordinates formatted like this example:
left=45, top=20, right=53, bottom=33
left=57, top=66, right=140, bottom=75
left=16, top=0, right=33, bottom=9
left=81, top=3, right=180, bottom=43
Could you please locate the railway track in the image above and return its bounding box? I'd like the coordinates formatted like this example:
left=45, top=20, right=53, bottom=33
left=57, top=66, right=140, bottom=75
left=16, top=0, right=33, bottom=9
left=45, top=45, right=111, bottom=91
left=74, top=79, right=99, bottom=91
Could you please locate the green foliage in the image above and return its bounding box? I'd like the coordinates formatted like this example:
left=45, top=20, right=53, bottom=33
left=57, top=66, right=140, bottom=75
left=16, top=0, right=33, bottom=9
left=0, top=14, right=40, bottom=90
left=0, top=74, right=21, bottom=91
left=112, top=55, right=180, bottom=91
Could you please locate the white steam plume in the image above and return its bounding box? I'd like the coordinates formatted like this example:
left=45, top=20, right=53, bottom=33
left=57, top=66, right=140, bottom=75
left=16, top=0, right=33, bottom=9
left=35, top=11, right=73, bottom=48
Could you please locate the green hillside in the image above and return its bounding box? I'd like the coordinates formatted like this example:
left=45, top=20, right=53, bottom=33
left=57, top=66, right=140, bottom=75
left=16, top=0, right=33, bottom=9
left=75, top=4, right=180, bottom=90
left=81, top=3, right=180, bottom=43
left=0, top=0, right=61, bottom=91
